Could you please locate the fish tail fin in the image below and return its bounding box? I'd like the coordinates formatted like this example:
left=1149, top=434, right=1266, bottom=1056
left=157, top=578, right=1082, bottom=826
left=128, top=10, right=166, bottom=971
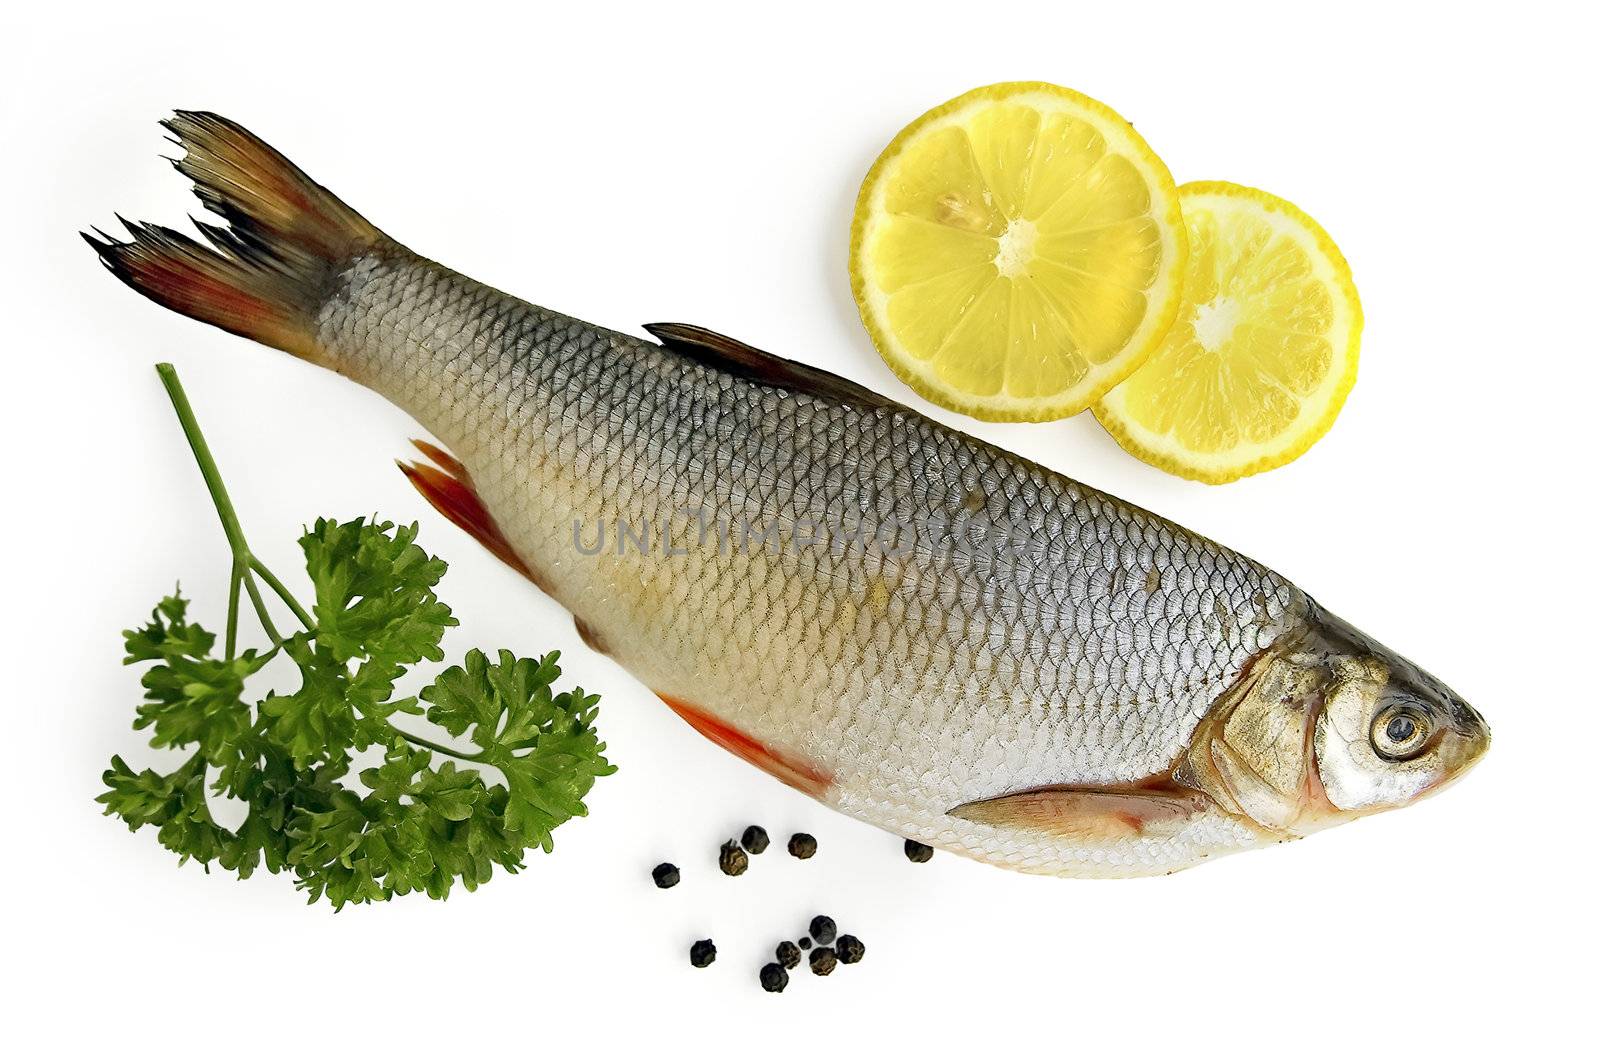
left=83, top=110, right=384, bottom=365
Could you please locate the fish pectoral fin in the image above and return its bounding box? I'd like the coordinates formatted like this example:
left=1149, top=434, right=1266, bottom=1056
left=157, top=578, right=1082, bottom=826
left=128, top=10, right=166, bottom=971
left=947, top=786, right=1210, bottom=843
left=644, top=322, right=892, bottom=412
left=397, top=440, right=547, bottom=590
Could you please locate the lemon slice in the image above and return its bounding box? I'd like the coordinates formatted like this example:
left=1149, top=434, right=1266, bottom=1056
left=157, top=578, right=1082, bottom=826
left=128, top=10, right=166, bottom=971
left=849, top=82, right=1187, bottom=422
left=1094, top=182, right=1361, bottom=483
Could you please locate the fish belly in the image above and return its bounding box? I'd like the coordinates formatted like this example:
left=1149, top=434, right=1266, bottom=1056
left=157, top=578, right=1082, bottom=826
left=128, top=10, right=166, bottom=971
left=317, top=248, right=1306, bottom=876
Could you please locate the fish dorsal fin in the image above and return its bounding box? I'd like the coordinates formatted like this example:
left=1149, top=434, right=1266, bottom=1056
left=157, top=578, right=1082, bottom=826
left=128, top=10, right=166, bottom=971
left=948, top=785, right=1211, bottom=843
left=644, top=322, right=892, bottom=411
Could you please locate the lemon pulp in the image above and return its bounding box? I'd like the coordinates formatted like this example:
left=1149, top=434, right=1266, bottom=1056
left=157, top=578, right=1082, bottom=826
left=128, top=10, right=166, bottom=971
left=850, top=82, right=1187, bottom=422
left=1095, top=181, right=1362, bottom=483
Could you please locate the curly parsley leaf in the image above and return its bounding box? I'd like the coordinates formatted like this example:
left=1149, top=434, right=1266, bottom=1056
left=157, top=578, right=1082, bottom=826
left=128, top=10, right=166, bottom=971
left=99, top=753, right=233, bottom=868
left=124, top=592, right=214, bottom=662
left=257, top=635, right=395, bottom=770
left=287, top=745, right=485, bottom=908
left=278, top=649, right=616, bottom=908
left=124, top=594, right=265, bottom=763
left=258, top=519, right=455, bottom=770
left=424, top=649, right=615, bottom=851
left=101, top=369, right=614, bottom=909
left=102, top=526, right=612, bottom=910
left=301, top=517, right=456, bottom=668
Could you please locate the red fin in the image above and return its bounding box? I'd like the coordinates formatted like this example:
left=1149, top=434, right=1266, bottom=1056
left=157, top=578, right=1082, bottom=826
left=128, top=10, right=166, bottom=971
left=85, top=218, right=320, bottom=359
left=948, top=786, right=1210, bottom=842
left=84, top=111, right=381, bottom=364
left=409, top=438, right=468, bottom=481
left=656, top=693, right=834, bottom=799
left=398, top=443, right=549, bottom=592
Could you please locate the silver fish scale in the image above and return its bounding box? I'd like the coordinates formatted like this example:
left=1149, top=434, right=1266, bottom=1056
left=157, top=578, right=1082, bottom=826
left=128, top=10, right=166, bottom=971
left=317, top=248, right=1308, bottom=873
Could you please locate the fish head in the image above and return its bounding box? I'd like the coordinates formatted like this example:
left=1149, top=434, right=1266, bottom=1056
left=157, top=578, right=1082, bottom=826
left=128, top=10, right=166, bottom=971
left=1309, top=618, right=1490, bottom=822
left=1178, top=605, right=1489, bottom=837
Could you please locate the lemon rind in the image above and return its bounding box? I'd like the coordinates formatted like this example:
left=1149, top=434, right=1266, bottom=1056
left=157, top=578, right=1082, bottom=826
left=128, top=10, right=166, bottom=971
left=849, top=81, right=1188, bottom=423
left=1093, top=180, right=1363, bottom=484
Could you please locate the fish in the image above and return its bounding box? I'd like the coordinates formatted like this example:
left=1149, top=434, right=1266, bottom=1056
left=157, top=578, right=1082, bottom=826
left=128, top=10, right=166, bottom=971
left=85, top=112, right=1490, bottom=877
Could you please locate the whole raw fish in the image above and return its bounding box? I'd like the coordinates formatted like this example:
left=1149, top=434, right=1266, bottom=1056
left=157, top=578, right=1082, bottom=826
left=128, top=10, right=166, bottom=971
left=87, top=112, right=1489, bottom=876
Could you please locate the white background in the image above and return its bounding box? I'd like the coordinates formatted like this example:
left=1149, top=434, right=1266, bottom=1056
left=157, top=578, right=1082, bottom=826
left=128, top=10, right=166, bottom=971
left=4, top=2, right=1595, bottom=1059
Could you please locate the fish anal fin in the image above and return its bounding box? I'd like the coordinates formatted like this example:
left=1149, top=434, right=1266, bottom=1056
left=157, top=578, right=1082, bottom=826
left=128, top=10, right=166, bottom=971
left=948, top=785, right=1211, bottom=843
left=656, top=692, right=834, bottom=800
left=573, top=615, right=610, bottom=657
left=409, top=438, right=469, bottom=481
left=644, top=322, right=891, bottom=411
left=397, top=443, right=550, bottom=593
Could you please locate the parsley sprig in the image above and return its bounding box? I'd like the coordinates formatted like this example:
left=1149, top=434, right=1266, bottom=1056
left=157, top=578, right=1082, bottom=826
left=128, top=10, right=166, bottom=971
left=99, top=364, right=615, bottom=908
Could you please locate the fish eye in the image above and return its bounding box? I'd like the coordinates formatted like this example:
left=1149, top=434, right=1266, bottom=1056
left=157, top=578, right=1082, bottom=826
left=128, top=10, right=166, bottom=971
left=1371, top=705, right=1431, bottom=760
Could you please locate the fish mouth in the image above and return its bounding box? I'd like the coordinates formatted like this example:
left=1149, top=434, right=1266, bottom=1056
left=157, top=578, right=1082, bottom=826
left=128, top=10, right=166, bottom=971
left=1422, top=706, right=1491, bottom=799
left=1460, top=715, right=1491, bottom=768
left=1453, top=698, right=1492, bottom=753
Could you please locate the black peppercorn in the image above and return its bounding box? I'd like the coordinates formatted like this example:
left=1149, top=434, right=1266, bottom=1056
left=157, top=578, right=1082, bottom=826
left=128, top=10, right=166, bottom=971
left=652, top=862, right=680, bottom=888
left=741, top=825, right=770, bottom=854
left=809, top=947, right=838, bottom=976
left=798, top=937, right=812, bottom=950
left=759, top=962, right=789, bottom=992
left=808, top=914, right=836, bottom=945
left=718, top=839, right=749, bottom=876
left=787, top=832, right=817, bottom=859
left=775, top=940, right=801, bottom=969
left=904, top=839, right=934, bottom=863
left=690, top=939, right=716, bottom=967
left=835, top=934, right=865, bottom=964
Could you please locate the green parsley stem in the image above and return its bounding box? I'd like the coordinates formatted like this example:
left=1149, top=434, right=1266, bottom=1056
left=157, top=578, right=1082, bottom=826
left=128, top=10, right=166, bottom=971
left=250, top=556, right=314, bottom=630
left=242, top=570, right=283, bottom=646
left=155, top=364, right=252, bottom=556
left=155, top=363, right=313, bottom=641
left=386, top=724, right=484, bottom=763
left=224, top=559, right=243, bottom=659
